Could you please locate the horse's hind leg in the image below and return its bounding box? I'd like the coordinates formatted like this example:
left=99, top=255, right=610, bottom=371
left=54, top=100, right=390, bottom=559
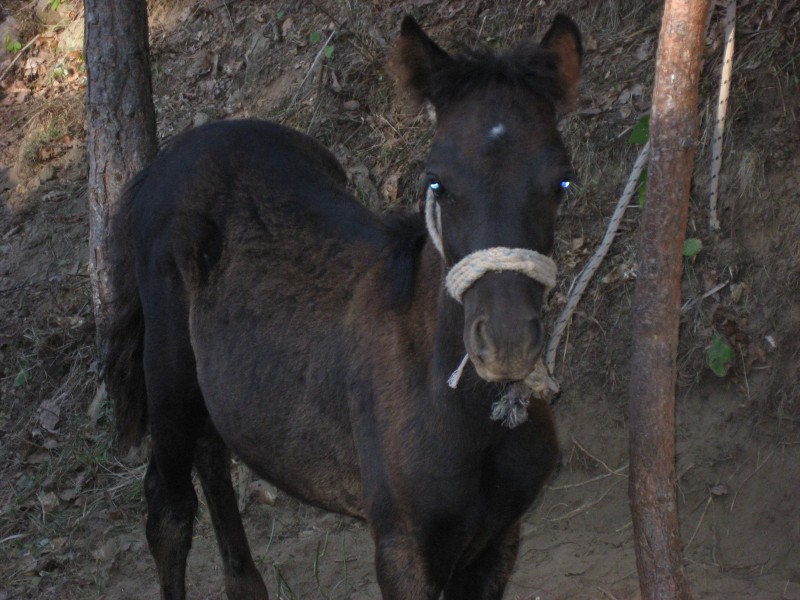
left=144, top=452, right=197, bottom=600
left=144, top=375, right=205, bottom=600
left=195, top=419, right=269, bottom=600
left=141, top=294, right=206, bottom=600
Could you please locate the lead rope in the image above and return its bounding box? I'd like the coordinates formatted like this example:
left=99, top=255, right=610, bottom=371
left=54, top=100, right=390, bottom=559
left=425, top=189, right=560, bottom=426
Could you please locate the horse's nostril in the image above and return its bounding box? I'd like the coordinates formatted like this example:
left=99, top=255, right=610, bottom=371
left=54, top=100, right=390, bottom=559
left=529, top=318, right=544, bottom=353
left=470, top=316, right=493, bottom=362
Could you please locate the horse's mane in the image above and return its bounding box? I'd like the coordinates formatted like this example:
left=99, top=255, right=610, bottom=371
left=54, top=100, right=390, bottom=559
left=430, top=43, right=564, bottom=109
left=381, top=211, right=427, bottom=312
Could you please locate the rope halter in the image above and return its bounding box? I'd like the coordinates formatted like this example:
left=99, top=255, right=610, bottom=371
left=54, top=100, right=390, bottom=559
left=424, top=187, right=559, bottom=426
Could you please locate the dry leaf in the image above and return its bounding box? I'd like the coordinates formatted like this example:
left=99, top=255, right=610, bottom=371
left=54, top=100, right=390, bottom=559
left=58, top=488, right=79, bottom=502
left=382, top=172, right=400, bottom=203
left=38, top=490, right=59, bottom=514
left=281, top=16, right=294, bottom=37
left=37, top=400, right=60, bottom=432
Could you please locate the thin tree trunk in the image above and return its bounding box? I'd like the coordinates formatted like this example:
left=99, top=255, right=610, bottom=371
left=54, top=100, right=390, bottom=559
left=85, top=0, right=156, bottom=353
left=628, top=1, right=710, bottom=598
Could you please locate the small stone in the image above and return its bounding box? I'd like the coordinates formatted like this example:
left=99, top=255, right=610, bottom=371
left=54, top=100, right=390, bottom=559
left=193, top=113, right=210, bottom=128
left=342, top=99, right=360, bottom=111
left=709, top=483, right=729, bottom=496
left=248, top=479, right=277, bottom=505
left=37, top=165, right=55, bottom=183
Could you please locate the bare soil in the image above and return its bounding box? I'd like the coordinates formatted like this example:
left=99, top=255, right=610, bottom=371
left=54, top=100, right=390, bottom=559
left=1, top=1, right=798, bottom=599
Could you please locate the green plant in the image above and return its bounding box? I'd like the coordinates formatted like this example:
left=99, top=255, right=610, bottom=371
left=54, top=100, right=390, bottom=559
left=628, top=114, right=649, bottom=206
left=628, top=114, right=650, bottom=145
left=13, top=364, right=34, bottom=387
left=310, top=31, right=334, bottom=59
left=5, top=32, right=22, bottom=54
left=707, top=332, right=735, bottom=377
left=683, top=237, right=702, bottom=257
left=48, top=0, right=66, bottom=10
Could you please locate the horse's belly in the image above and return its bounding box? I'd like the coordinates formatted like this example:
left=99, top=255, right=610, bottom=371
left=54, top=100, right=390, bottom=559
left=203, top=385, right=366, bottom=518
left=191, top=299, right=366, bottom=520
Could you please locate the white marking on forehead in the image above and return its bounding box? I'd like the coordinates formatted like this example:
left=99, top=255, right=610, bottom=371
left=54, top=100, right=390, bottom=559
left=488, top=123, right=506, bottom=140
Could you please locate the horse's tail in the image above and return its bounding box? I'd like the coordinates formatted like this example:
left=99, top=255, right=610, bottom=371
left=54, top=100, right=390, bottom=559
left=105, top=169, right=149, bottom=451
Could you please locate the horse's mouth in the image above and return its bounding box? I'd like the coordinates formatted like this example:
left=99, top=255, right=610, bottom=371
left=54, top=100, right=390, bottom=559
left=468, top=353, right=539, bottom=384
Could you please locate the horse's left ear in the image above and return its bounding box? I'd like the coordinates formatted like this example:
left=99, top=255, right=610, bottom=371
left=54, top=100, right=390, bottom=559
left=541, top=15, right=582, bottom=110
left=390, top=16, right=454, bottom=108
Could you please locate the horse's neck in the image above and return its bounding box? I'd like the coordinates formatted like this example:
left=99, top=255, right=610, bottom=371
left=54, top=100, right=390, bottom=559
left=415, top=242, right=504, bottom=438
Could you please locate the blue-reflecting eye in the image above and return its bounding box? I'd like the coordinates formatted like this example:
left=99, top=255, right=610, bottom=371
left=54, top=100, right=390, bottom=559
left=560, top=180, right=571, bottom=190
left=428, top=180, right=444, bottom=196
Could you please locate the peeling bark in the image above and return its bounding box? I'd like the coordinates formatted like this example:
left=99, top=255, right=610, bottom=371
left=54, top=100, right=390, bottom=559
left=628, top=1, right=710, bottom=598
left=85, top=0, right=156, bottom=351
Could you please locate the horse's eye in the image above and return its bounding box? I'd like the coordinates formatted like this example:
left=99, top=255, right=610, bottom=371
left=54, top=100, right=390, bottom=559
left=428, top=178, right=444, bottom=197
left=557, top=172, right=576, bottom=195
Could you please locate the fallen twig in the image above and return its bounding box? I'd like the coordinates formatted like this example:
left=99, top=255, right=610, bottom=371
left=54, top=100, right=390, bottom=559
left=571, top=436, right=628, bottom=476
left=548, top=467, right=627, bottom=491
left=297, top=30, right=336, bottom=94
left=684, top=495, right=712, bottom=552
left=548, top=478, right=624, bottom=522
left=730, top=448, right=774, bottom=512
left=709, top=0, right=737, bottom=231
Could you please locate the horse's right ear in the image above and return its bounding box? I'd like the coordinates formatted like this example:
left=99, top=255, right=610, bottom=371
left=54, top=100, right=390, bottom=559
left=390, top=16, right=453, bottom=107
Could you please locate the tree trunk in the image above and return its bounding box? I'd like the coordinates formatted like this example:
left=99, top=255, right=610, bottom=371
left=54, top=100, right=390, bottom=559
left=85, top=0, right=156, bottom=352
left=628, top=1, right=709, bottom=598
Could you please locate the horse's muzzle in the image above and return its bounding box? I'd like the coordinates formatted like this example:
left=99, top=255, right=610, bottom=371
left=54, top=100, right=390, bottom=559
left=462, top=271, right=545, bottom=382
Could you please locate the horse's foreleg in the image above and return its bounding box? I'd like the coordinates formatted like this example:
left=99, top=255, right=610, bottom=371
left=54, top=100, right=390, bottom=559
left=194, top=420, right=269, bottom=600
left=442, top=524, right=521, bottom=600
left=374, top=532, right=443, bottom=600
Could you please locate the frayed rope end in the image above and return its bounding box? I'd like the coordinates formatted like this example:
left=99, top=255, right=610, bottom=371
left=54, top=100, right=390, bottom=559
left=490, top=383, right=531, bottom=429
left=447, top=353, right=470, bottom=389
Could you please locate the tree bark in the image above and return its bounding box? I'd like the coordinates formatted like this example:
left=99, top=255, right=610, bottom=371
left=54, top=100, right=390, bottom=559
left=85, top=0, right=156, bottom=351
left=628, top=1, right=709, bottom=598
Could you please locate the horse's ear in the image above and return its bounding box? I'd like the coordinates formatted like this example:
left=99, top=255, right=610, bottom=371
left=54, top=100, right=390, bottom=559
left=391, top=16, right=453, bottom=107
left=541, top=14, right=582, bottom=110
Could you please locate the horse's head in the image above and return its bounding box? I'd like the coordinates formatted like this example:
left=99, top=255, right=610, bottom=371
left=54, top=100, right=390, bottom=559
left=395, top=15, right=582, bottom=383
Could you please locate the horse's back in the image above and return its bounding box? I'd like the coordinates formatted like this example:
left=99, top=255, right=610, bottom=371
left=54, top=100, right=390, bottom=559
left=128, top=118, right=384, bottom=302
left=130, top=119, right=373, bottom=246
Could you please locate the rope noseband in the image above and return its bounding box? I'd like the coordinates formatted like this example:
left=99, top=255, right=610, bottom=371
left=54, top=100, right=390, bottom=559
left=425, top=188, right=559, bottom=427
left=446, top=247, right=557, bottom=303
